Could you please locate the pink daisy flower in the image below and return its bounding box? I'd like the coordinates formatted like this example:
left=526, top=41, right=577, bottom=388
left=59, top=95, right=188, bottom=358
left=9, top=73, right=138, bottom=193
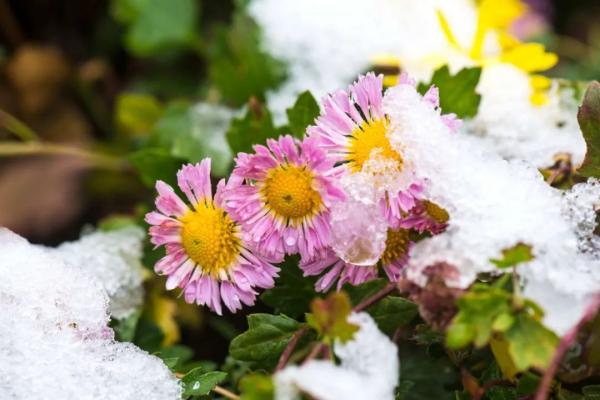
left=300, top=227, right=412, bottom=292
left=396, top=200, right=449, bottom=235
left=226, top=135, right=345, bottom=260
left=145, top=159, right=280, bottom=315
left=307, top=72, right=424, bottom=226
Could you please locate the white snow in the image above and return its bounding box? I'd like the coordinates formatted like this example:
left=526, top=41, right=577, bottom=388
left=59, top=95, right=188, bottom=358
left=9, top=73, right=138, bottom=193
left=50, top=227, right=145, bottom=319
left=383, top=82, right=600, bottom=335
left=249, top=0, right=585, bottom=168
left=248, top=0, right=477, bottom=121
left=275, top=312, right=399, bottom=400
left=0, top=228, right=181, bottom=400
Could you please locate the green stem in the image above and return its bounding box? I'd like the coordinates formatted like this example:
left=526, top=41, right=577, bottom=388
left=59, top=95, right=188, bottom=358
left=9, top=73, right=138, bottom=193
left=0, top=142, right=127, bottom=170
left=0, top=109, right=40, bottom=141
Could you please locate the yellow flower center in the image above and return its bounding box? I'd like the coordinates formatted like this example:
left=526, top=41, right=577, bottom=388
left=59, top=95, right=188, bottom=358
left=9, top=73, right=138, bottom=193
left=380, top=228, right=410, bottom=266
left=179, top=203, right=240, bottom=276
left=262, top=164, right=322, bottom=224
left=423, top=200, right=450, bottom=224
left=347, top=118, right=403, bottom=172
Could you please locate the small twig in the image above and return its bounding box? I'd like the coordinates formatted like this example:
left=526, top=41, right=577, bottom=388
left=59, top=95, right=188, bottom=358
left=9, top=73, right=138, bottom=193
left=212, top=385, right=240, bottom=400
left=0, top=142, right=127, bottom=170
left=276, top=326, right=308, bottom=371
left=534, top=293, right=600, bottom=400
left=303, top=342, right=326, bottom=365
left=353, top=282, right=397, bottom=312
left=0, top=109, right=40, bottom=141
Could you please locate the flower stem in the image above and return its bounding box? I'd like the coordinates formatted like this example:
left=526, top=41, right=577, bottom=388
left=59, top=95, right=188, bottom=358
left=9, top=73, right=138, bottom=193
left=0, top=109, right=40, bottom=141
left=212, top=385, right=240, bottom=400
left=353, top=282, right=398, bottom=312
left=276, top=326, right=308, bottom=371
left=534, top=293, right=600, bottom=400
left=0, top=141, right=127, bottom=170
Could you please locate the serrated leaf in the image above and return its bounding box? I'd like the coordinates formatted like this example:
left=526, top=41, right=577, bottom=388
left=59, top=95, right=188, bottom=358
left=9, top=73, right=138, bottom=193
left=417, top=66, right=482, bottom=119
left=226, top=103, right=279, bottom=154
left=260, top=255, right=318, bottom=318
left=446, top=285, right=512, bottom=348
left=577, top=81, right=600, bottom=178
left=239, top=374, right=274, bottom=400
left=229, top=314, right=302, bottom=370
left=209, top=12, right=286, bottom=106
left=181, top=368, right=227, bottom=397
left=128, top=148, right=182, bottom=188
left=307, top=292, right=359, bottom=343
left=286, top=91, right=320, bottom=138
left=504, top=313, right=559, bottom=371
left=112, top=0, right=199, bottom=57
left=491, top=243, right=534, bottom=269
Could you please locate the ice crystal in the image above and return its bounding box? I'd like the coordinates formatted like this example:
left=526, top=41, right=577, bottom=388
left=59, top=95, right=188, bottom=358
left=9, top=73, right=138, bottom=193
left=275, top=312, right=398, bottom=400
left=0, top=229, right=181, bottom=400
left=329, top=173, right=388, bottom=266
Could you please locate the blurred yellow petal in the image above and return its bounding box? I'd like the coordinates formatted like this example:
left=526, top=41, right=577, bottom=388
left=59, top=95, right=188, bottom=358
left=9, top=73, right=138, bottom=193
left=501, top=43, right=558, bottom=72
left=530, top=74, right=552, bottom=90
left=437, top=10, right=461, bottom=50
left=529, top=75, right=552, bottom=106
left=370, top=53, right=401, bottom=67
left=472, top=0, right=526, bottom=59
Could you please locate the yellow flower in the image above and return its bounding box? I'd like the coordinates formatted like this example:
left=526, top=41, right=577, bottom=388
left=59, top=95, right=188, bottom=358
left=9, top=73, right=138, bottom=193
left=437, top=0, right=558, bottom=105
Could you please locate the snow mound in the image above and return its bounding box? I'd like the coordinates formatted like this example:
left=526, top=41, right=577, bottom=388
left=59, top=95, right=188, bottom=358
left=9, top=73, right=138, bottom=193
left=275, top=312, right=398, bottom=400
left=383, top=83, right=600, bottom=335
left=0, top=229, right=181, bottom=400
left=51, top=227, right=145, bottom=319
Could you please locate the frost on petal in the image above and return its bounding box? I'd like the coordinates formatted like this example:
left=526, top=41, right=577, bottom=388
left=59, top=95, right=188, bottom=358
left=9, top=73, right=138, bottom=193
left=275, top=312, right=398, bottom=400
left=383, top=83, right=600, bottom=335
left=329, top=173, right=388, bottom=266
left=0, top=228, right=181, bottom=400
left=49, top=227, right=145, bottom=319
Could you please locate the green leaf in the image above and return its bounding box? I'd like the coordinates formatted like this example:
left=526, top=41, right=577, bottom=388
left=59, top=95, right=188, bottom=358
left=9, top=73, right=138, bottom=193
left=226, top=104, right=279, bottom=154
left=344, top=279, right=418, bottom=335
left=503, top=313, right=559, bottom=371
left=115, top=93, right=163, bottom=136
left=209, top=12, right=286, bottom=106
left=239, top=374, right=274, bottom=400
left=369, top=296, right=419, bottom=335
left=260, top=255, right=318, bottom=318
left=583, top=385, right=600, bottom=400
left=577, top=81, right=600, bottom=178
left=306, top=292, right=359, bottom=344
left=149, top=102, right=232, bottom=176
left=156, top=345, right=194, bottom=371
left=491, top=243, right=534, bottom=269
left=397, top=342, right=459, bottom=400
left=417, top=65, right=482, bottom=119
left=181, top=368, right=227, bottom=397
left=110, top=308, right=142, bottom=342
left=98, top=216, right=139, bottom=232
left=112, top=0, right=199, bottom=57
left=446, top=285, right=512, bottom=348
left=229, top=314, right=303, bottom=370
left=128, top=148, right=182, bottom=188
left=285, top=91, right=320, bottom=138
